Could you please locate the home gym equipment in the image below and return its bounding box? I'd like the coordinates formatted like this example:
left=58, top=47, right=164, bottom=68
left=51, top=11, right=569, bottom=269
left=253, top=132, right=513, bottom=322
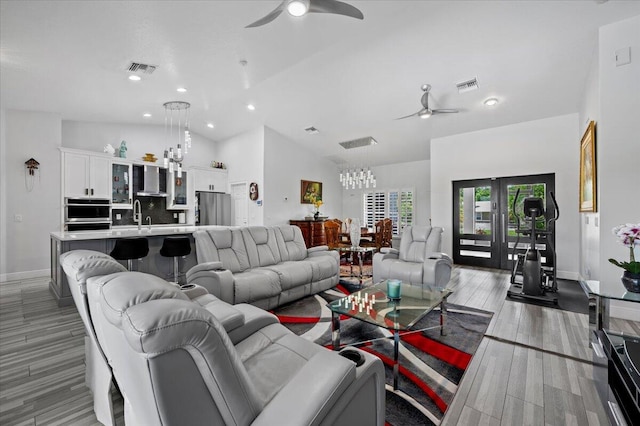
left=507, top=189, right=559, bottom=304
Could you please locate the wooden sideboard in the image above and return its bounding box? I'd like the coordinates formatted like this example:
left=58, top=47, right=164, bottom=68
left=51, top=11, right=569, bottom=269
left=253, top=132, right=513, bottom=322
left=290, top=219, right=327, bottom=248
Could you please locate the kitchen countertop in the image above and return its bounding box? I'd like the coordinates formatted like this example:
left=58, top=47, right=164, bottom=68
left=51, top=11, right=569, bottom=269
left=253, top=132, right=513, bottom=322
left=51, top=225, right=230, bottom=241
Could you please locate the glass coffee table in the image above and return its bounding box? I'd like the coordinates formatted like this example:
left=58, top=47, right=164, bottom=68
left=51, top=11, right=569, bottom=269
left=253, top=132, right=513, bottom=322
left=337, top=246, right=377, bottom=286
left=328, top=281, right=452, bottom=390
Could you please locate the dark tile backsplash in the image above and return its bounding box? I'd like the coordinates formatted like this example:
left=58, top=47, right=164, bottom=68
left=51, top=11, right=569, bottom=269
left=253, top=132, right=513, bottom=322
left=112, top=196, right=184, bottom=226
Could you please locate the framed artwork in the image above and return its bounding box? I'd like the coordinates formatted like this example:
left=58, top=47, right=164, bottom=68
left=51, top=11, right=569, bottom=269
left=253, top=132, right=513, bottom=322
left=300, top=180, right=322, bottom=204
left=579, top=121, right=597, bottom=212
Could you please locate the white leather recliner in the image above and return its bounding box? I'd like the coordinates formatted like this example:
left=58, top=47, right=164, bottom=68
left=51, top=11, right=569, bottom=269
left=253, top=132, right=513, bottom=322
left=373, top=226, right=453, bottom=288
left=86, top=270, right=386, bottom=426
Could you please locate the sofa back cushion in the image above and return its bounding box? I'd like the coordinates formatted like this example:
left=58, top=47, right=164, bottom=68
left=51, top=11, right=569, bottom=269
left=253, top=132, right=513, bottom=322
left=274, top=225, right=308, bottom=261
left=242, top=227, right=282, bottom=268
left=194, top=229, right=250, bottom=273
left=399, top=226, right=443, bottom=263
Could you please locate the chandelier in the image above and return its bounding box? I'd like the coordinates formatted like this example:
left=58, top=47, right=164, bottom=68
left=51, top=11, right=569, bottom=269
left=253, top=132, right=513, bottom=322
left=338, top=136, right=377, bottom=190
left=162, top=101, right=192, bottom=177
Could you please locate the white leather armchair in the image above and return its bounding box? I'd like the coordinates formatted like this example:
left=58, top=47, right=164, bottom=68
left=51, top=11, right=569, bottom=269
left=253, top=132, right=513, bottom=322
left=373, top=226, right=452, bottom=288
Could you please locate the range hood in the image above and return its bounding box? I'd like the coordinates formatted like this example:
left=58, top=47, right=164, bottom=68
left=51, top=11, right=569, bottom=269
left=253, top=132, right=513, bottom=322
left=136, top=165, right=168, bottom=197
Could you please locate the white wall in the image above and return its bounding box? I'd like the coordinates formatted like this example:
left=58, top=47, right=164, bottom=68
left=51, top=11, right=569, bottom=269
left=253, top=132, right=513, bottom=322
left=1, top=110, right=62, bottom=280
left=217, top=127, right=265, bottom=225
left=341, top=160, right=431, bottom=227
left=264, top=127, right=341, bottom=225
left=596, top=16, right=640, bottom=320
left=62, top=121, right=217, bottom=169
left=578, top=43, right=601, bottom=282
left=431, top=114, right=580, bottom=279
left=0, top=109, right=7, bottom=279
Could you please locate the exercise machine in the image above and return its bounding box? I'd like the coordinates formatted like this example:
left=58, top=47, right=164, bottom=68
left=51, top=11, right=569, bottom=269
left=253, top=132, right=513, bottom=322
left=507, top=189, right=559, bottom=304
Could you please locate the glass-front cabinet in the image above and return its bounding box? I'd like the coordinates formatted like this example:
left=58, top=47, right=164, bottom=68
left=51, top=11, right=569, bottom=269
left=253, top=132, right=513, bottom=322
left=112, top=161, right=133, bottom=208
left=167, top=170, right=188, bottom=210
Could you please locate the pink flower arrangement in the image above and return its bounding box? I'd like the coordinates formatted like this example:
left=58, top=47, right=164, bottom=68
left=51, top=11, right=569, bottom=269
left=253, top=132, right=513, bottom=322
left=609, top=223, right=640, bottom=274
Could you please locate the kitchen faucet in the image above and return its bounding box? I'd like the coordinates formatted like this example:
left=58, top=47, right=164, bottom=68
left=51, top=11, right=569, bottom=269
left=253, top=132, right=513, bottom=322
left=146, top=216, right=152, bottom=230
left=133, top=199, right=142, bottom=230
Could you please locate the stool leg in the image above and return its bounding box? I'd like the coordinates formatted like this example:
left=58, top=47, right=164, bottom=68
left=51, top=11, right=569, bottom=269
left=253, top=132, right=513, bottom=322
left=173, top=257, right=179, bottom=284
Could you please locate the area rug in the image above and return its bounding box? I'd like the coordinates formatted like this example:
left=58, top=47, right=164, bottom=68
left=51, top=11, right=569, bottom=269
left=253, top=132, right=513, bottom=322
left=506, top=279, right=589, bottom=314
left=270, top=284, right=493, bottom=426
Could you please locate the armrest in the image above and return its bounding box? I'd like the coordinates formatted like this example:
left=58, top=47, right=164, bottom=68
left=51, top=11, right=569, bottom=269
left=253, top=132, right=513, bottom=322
left=251, top=351, right=355, bottom=426
left=186, top=266, right=234, bottom=303
left=422, top=256, right=453, bottom=288
left=186, top=261, right=224, bottom=276
left=227, top=304, right=280, bottom=344
left=426, top=252, right=453, bottom=263
left=380, top=247, right=399, bottom=256
left=307, top=245, right=329, bottom=253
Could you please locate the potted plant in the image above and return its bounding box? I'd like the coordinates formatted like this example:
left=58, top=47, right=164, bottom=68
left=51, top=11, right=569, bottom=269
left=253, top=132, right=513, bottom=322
left=609, top=223, right=640, bottom=293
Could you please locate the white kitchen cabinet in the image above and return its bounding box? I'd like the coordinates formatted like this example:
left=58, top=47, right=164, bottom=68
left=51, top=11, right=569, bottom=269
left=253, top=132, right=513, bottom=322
left=191, top=167, right=228, bottom=192
left=63, top=150, right=111, bottom=199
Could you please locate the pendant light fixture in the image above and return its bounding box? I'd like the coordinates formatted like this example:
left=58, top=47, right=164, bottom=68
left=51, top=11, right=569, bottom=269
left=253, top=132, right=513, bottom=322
left=338, top=136, right=377, bottom=190
left=162, top=101, right=191, bottom=177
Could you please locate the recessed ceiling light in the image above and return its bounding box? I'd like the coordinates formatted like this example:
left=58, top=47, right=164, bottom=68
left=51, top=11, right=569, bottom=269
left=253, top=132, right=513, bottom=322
left=143, top=113, right=152, bottom=118
left=247, top=104, right=256, bottom=111
left=484, top=98, right=499, bottom=106
left=177, top=87, right=187, bottom=93
left=207, top=123, right=215, bottom=129
left=128, top=75, right=141, bottom=81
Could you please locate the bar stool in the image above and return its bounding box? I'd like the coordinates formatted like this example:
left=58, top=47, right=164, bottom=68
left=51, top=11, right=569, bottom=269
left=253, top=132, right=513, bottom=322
left=160, top=236, right=192, bottom=284
left=110, top=237, right=149, bottom=271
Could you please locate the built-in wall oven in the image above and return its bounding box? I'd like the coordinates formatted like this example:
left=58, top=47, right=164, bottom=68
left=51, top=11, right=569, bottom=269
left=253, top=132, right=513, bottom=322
left=65, top=198, right=112, bottom=231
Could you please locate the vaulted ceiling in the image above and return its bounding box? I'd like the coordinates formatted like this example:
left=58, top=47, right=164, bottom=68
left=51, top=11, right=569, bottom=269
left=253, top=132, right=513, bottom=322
left=2, top=1, right=639, bottom=165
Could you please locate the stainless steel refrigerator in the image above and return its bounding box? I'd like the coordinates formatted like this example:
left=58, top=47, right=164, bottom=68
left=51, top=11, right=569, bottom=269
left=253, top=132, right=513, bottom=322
left=195, top=192, right=231, bottom=226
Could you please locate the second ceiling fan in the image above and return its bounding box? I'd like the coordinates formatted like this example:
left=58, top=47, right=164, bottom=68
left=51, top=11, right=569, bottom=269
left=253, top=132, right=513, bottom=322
left=246, top=0, right=364, bottom=28
left=396, top=84, right=459, bottom=120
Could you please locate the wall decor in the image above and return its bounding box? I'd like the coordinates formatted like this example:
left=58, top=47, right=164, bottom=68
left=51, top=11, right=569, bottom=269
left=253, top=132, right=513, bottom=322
left=301, top=180, right=322, bottom=204
left=579, top=121, right=597, bottom=212
left=249, top=182, right=259, bottom=201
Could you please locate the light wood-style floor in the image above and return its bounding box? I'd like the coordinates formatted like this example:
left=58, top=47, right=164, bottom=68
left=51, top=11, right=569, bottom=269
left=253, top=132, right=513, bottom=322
left=1, top=267, right=638, bottom=425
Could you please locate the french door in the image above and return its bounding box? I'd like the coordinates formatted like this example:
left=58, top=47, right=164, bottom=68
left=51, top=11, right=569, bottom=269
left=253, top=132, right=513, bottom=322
left=452, top=174, right=555, bottom=270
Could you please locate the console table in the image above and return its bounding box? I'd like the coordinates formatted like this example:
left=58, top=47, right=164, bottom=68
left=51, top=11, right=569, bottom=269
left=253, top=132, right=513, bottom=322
left=580, top=280, right=640, bottom=425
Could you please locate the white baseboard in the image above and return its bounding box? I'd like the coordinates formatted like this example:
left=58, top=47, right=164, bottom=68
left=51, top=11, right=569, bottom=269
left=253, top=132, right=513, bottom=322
left=557, top=270, right=579, bottom=281
left=610, top=300, right=640, bottom=322
left=0, top=269, right=50, bottom=284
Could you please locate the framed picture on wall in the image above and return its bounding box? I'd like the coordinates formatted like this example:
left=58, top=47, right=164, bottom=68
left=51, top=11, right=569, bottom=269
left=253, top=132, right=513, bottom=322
left=579, top=121, right=597, bottom=212
left=300, top=180, right=322, bottom=204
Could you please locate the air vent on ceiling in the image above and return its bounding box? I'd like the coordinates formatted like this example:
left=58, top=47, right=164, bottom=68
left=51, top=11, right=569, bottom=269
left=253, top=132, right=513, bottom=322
left=305, top=126, right=319, bottom=134
left=339, top=136, right=378, bottom=150
left=127, top=62, right=157, bottom=75
left=456, top=77, right=479, bottom=93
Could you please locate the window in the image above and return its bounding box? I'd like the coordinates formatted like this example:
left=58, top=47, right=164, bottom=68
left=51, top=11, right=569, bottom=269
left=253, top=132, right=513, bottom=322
left=363, top=189, right=414, bottom=234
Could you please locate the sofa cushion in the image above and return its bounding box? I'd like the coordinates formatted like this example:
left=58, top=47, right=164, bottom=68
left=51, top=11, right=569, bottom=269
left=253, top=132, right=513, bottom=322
left=263, top=262, right=313, bottom=291
left=195, top=229, right=250, bottom=273
left=233, top=269, right=282, bottom=304
left=302, top=256, right=339, bottom=282
left=243, top=227, right=282, bottom=268
left=274, top=225, right=307, bottom=261
left=61, top=250, right=127, bottom=293
left=379, top=258, right=424, bottom=283
left=399, top=226, right=432, bottom=263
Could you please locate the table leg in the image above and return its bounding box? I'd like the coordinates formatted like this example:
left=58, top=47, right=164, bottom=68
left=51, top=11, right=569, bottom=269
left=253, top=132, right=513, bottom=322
left=393, top=329, right=400, bottom=390
left=440, top=300, right=447, bottom=336
left=331, top=311, right=341, bottom=351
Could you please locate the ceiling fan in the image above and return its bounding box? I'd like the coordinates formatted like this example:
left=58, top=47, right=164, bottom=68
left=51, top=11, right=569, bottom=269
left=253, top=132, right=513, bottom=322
left=396, top=84, right=459, bottom=120
left=246, top=0, right=364, bottom=28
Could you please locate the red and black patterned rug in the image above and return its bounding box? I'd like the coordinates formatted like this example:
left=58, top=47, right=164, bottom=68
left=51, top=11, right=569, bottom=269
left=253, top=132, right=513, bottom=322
left=271, top=279, right=493, bottom=426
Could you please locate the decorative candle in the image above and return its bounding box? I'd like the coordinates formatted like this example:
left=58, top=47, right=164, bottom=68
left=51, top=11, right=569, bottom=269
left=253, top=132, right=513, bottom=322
left=387, top=279, right=402, bottom=299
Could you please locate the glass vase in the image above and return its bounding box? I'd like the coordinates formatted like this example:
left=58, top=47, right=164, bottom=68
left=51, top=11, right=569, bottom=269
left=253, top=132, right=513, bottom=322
left=350, top=218, right=361, bottom=247
left=622, top=270, right=640, bottom=293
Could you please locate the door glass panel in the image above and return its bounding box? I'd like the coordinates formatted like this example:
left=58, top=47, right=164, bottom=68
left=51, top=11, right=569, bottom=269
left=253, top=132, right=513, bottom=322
left=459, top=186, right=492, bottom=236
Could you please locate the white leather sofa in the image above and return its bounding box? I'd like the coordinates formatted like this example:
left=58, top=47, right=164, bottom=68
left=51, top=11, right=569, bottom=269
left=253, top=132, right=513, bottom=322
left=373, top=226, right=453, bottom=288
left=187, top=225, right=340, bottom=309
left=85, top=270, right=385, bottom=425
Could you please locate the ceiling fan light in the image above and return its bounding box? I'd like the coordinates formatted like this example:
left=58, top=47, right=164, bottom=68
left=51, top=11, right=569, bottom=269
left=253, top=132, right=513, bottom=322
left=287, top=0, right=309, bottom=17
left=419, top=109, right=432, bottom=119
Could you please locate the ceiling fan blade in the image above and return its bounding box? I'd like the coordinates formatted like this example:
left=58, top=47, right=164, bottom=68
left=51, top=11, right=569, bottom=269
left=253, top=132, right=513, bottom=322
left=420, top=92, right=430, bottom=109
left=394, top=111, right=421, bottom=120
left=245, top=1, right=286, bottom=28
left=432, top=109, right=459, bottom=114
left=308, top=0, right=364, bottom=20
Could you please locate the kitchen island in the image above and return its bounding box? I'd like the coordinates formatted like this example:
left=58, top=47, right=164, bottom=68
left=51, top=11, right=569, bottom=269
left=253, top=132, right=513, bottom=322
left=50, top=225, right=228, bottom=306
